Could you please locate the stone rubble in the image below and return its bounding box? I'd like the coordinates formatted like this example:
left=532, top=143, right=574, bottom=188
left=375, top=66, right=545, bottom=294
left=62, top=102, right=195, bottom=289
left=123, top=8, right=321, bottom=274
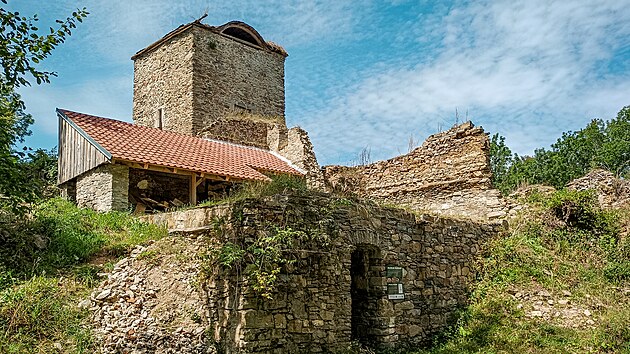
left=88, top=237, right=214, bottom=354
left=510, top=287, right=602, bottom=329
left=567, top=168, right=630, bottom=209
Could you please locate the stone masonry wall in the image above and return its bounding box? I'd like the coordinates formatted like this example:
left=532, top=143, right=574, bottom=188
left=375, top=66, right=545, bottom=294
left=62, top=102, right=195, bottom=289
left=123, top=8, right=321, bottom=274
left=203, top=113, right=284, bottom=149
left=132, top=31, right=195, bottom=134
left=323, top=122, right=506, bottom=221
left=76, top=163, right=129, bottom=212
left=191, top=26, right=286, bottom=140
left=140, top=192, right=503, bottom=353
left=268, top=125, right=324, bottom=189
left=131, top=23, right=321, bottom=177
left=59, top=179, right=77, bottom=203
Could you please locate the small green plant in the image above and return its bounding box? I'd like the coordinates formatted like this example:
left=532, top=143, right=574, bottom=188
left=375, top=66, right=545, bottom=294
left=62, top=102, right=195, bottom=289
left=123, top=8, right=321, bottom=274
left=245, top=227, right=304, bottom=299
left=215, top=242, right=245, bottom=269
left=137, top=250, right=160, bottom=265
left=207, top=226, right=306, bottom=300
left=198, top=174, right=307, bottom=208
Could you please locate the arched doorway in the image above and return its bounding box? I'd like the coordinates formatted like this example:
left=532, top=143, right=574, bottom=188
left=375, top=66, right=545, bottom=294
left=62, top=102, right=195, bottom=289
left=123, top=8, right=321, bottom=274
left=350, top=245, right=381, bottom=346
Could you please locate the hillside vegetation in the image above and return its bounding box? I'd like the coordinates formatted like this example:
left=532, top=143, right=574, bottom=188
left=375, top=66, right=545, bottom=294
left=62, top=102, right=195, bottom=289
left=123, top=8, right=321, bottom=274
left=415, top=189, right=630, bottom=353
left=0, top=199, right=166, bottom=353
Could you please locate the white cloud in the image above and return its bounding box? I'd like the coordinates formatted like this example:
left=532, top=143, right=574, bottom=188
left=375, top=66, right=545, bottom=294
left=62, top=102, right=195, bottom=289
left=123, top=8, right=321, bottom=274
left=73, top=0, right=363, bottom=63
left=304, top=0, right=630, bottom=164
left=19, top=74, right=133, bottom=148
left=12, top=0, right=630, bottom=165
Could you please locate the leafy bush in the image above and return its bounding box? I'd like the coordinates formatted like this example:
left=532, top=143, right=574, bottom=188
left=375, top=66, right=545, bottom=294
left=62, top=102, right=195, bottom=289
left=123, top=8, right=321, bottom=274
left=543, top=190, right=619, bottom=242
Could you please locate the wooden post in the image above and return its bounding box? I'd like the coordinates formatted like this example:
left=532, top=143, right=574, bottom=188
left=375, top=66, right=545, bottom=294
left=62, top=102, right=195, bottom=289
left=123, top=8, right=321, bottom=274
left=189, top=174, right=197, bottom=205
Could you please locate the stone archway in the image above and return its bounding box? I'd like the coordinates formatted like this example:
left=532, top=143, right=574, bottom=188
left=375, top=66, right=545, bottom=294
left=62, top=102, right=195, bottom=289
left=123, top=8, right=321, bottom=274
left=350, top=244, right=382, bottom=346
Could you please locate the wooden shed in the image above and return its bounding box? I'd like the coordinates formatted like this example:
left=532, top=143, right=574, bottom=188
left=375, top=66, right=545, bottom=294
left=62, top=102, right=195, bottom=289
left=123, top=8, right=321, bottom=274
left=57, top=109, right=303, bottom=212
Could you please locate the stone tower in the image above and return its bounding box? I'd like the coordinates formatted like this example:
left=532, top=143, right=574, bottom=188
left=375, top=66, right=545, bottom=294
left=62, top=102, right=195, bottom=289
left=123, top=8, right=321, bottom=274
left=131, top=20, right=288, bottom=148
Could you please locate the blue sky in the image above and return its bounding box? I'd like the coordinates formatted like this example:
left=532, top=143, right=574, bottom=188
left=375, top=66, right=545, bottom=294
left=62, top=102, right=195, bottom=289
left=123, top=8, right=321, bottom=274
left=7, top=0, right=630, bottom=165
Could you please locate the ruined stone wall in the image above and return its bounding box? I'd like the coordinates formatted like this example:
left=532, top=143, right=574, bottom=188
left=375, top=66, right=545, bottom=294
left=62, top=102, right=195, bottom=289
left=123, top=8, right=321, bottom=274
left=323, top=122, right=506, bottom=221
left=204, top=113, right=284, bottom=149
left=191, top=27, right=286, bottom=143
left=268, top=126, right=324, bottom=189
left=140, top=192, right=503, bottom=352
left=132, top=31, right=195, bottom=134
left=76, top=163, right=129, bottom=211
left=567, top=169, right=630, bottom=209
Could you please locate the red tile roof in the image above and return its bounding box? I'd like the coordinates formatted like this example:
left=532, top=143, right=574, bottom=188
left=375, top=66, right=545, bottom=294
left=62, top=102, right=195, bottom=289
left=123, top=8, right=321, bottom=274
left=58, top=109, right=303, bottom=181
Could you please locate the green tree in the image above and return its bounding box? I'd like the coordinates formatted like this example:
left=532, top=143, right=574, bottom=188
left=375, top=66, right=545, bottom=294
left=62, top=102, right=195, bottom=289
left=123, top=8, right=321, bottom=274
left=596, top=106, right=630, bottom=176
left=490, top=106, right=630, bottom=194
left=489, top=133, right=514, bottom=193
left=0, top=1, right=87, bottom=211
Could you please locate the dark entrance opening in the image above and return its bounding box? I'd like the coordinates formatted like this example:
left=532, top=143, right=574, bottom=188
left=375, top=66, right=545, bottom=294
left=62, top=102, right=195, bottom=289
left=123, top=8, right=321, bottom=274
left=350, top=246, right=380, bottom=346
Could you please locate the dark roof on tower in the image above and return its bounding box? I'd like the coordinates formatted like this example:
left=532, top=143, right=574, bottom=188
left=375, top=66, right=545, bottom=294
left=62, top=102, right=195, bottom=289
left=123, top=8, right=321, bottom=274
left=131, top=20, right=288, bottom=60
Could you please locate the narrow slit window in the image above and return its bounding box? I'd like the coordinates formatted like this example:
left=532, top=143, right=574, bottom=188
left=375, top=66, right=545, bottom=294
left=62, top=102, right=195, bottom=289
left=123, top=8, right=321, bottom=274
left=156, top=108, right=164, bottom=129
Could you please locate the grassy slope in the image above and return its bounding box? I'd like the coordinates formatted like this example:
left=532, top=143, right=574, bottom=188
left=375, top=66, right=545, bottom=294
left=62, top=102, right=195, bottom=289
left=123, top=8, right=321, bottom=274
left=1, top=183, right=629, bottom=353
left=0, top=176, right=304, bottom=353
left=414, top=190, right=630, bottom=354
left=0, top=198, right=167, bottom=353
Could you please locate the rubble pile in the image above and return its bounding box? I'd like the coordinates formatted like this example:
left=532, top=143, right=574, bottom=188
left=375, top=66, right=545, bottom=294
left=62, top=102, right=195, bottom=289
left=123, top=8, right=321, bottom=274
left=86, top=236, right=213, bottom=354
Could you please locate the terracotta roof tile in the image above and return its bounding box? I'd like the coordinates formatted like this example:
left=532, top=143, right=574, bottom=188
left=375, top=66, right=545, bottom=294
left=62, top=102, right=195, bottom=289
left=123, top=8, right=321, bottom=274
left=58, top=109, right=302, bottom=181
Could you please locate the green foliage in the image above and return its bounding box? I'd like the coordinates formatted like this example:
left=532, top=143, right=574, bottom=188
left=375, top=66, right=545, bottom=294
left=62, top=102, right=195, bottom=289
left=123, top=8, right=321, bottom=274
left=0, top=2, right=87, bottom=212
left=246, top=227, right=303, bottom=299
left=215, top=242, right=245, bottom=269
left=544, top=190, right=618, bottom=239
left=412, top=191, right=630, bottom=353
left=489, top=133, right=513, bottom=193
left=0, top=1, right=88, bottom=89
left=0, top=198, right=166, bottom=288
left=209, top=226, right=306, bottom=300
left=21, top=148, right=59, bottom=197
left=490, top=106, right=630, bottom=194
left=0, top=276, right=93, bottom=353
left=0, top=198, right=166, bottom=353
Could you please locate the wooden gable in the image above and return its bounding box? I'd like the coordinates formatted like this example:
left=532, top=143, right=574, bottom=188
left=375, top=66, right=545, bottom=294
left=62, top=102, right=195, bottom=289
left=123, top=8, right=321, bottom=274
left=57, top=110, right=111, bottom=185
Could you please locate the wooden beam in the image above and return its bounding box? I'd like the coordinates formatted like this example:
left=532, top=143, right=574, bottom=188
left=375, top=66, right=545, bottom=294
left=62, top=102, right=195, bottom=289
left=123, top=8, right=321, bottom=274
left=189, top=174, right=197, bottom=205
left=113, top=159, right=241, bottom=183
left=195, top=176, right=205, bottom=188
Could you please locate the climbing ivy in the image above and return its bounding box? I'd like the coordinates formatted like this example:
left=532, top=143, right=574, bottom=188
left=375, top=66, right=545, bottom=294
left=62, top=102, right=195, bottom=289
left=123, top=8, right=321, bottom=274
left=209, top=226, right=306, bottom=300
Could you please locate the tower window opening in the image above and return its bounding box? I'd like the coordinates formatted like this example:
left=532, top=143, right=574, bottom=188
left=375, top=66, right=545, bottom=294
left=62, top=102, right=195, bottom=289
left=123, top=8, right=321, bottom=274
left=221, top=27, right=261, bottom=47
